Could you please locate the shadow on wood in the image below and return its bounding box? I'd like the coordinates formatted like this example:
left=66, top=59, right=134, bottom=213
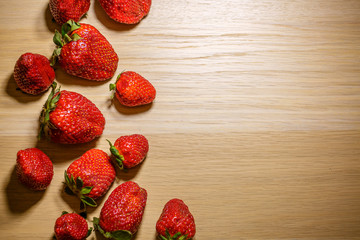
left=4, top=166, right=46, bottom=213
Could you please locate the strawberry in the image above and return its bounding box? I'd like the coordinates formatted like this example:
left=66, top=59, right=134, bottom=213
left=93, top=181, right=147, bottom=239
left=13, top=53, right=55, bottom=95
left=64, top=149, right=116, bottom=208
left=98, top=0, right=151, bottom=24
left=39, top=82, right=105, bottom=144
left=16, top=148, right=54, bottom=191
left=107, top=134, right=149, bottom=169
left=54, top=211, right=92, bottom=240
left=49, top=0, right=90, bottom=25
left=52, top=20, right=118, bottom=81
left=110, top=71, right=156, bottom=107
left=156, top=199, right=196, bottom=240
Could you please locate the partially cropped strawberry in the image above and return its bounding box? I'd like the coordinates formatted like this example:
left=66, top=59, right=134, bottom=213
left=93, top=181, right=147, bottom=239
left=16, top=148, right=54, bottom=191
left=110, top=71, right=156, bottom=107
left=54, top=211, right=92, bottom=240
left=14, top=53, right=55, bottom=95
left=156, top=199, right=196, bottom=240
left=107, top=134, right=149, bottom=169
left=52, top=20, right=118, bottom=81
left=64, top=149, right=116, bottom=208
left=39, top=82, right=105, bottom=144
left=99, top=0, right=151, bottom=24
left=49, top=0, right=90, bottom=25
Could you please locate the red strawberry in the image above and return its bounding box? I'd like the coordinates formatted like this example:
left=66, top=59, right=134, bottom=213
left=52, top=20, right=118, bottom=81
left=16, top=148, right=54, bottom=191
left=64, top=149, right=116, bottom=208
left=156, top=199, right=196, bottom=240
left=13, top=53, right=55, bottom=95
left=107, top=134, right=149, bottom=169
left=93, top=181, right=147, bottom=239
left=54, top=211, right=92, bottom=240
left=39, top=82, right=105, bottom=144
left=110, top=71, right=156, bottom=107
left=99, top=0, right=151, bottom=24
left=49, top=0, right=90, bottom=25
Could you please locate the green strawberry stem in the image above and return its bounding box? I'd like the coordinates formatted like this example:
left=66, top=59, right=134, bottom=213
left=106, top=139, right=125, bottom=170
left=38, top=82, right=60, bottom=140
left=159, top=230, right=190, bottom=240
left=50, top=20, right=82, bottom=66
left=64, top=171, right=97, bottom=209
left=93, top=217, right=132, bottom=240
left=109, top=70, right=126, bottom=99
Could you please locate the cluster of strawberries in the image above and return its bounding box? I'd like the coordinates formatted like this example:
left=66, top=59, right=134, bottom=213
left=12, top=0, right=196, bottom=240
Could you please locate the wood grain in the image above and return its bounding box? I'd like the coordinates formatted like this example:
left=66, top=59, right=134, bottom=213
left=1, top=0, right=360, bottom=239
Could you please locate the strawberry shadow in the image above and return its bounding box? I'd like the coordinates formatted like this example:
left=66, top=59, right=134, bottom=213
left=35, top=137, right=100, bottom=164
left=109, top=99, right=154, bottom=115
left=5, top=73, right=47, bottom=103
left=114, top=157, right=147, bottom=182
left=4, top=166, right=46, bottom=213
left=44, top=4, right=59, bottom=33
left=93, top=0, right=138, bottom=31
left=52, top=66, right=112, bottom=87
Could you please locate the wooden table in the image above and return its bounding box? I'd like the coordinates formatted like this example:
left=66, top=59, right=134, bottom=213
left=1, top=0, right=359, bottom=239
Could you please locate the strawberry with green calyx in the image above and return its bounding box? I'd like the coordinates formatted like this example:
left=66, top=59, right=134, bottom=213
left=109, top=71, right=156, bottom=107
left=156, top=199, right=196, bottom=240
left=39, top=82, right=105, bottom=144
left=54, top=211, right=92, bottom=240
left=93, top=181, right=147, bottom=240
left=52, top=20, right=118, bottom=81
left=107, top=134, right=149, bottom=170
left=64, top=149, right=116, bottom=209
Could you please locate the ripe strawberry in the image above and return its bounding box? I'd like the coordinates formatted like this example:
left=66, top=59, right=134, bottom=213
left=107, top=134, right=149, bottom=169
left=13, top=53, right=55, bottom=95
left=39, top=82, right=105, bottom=144
left=98, top=0, right=151, bottom=24
left=54, top=211, right=92, bottom=240
left=93, top=181, right=147, bottom=239
left=49, top=0, right=90, bottom=25
left=52, top=20, right=118, bottom=81
left=16, top=148, right=54, bottom=191
left=64, top=149, right=116, bottom=208
left=156, top=199, right=196, bottom=240
left=110, top=71, right=156, bottom=107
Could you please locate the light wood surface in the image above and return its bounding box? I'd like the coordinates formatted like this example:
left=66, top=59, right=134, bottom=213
left=1, top=0, right=360, bottom=239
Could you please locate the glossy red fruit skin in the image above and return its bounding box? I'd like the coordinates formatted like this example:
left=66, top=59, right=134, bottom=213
left=114, top=134, right=149, bottom=168
left=156, top=199, right=196, bottom=240
left=16, top=148, right=54, bottom=191
left=59, top=23, right=118, bottom=81
left=49, top=0, right=90, bottom=25
left=66, top=149, right=116, bottom=200
left=114, top=71, right=156, bottom=107
left=99, top=0, right=151, bottom=24
left=14, top=53, right=55, bottom=95
left=48, top=90, right=105, bottom=144
left=99, top=181, right=147, bottom=234
left=54, top=212, right=89, bottom=240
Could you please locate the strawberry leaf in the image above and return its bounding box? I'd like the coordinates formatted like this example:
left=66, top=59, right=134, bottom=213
left=110, top=230, right=132, bottom=240
left=53, top=30, right=63, bottom=47
left=86, top=228, right=93, bottom=237
left=76, top=176, right=84, bottom=189
left=80, top=186, right=93, bottom=195
left=81, top=196, right=97, bottom=207
left=106, top=139, right=124, bottom=170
